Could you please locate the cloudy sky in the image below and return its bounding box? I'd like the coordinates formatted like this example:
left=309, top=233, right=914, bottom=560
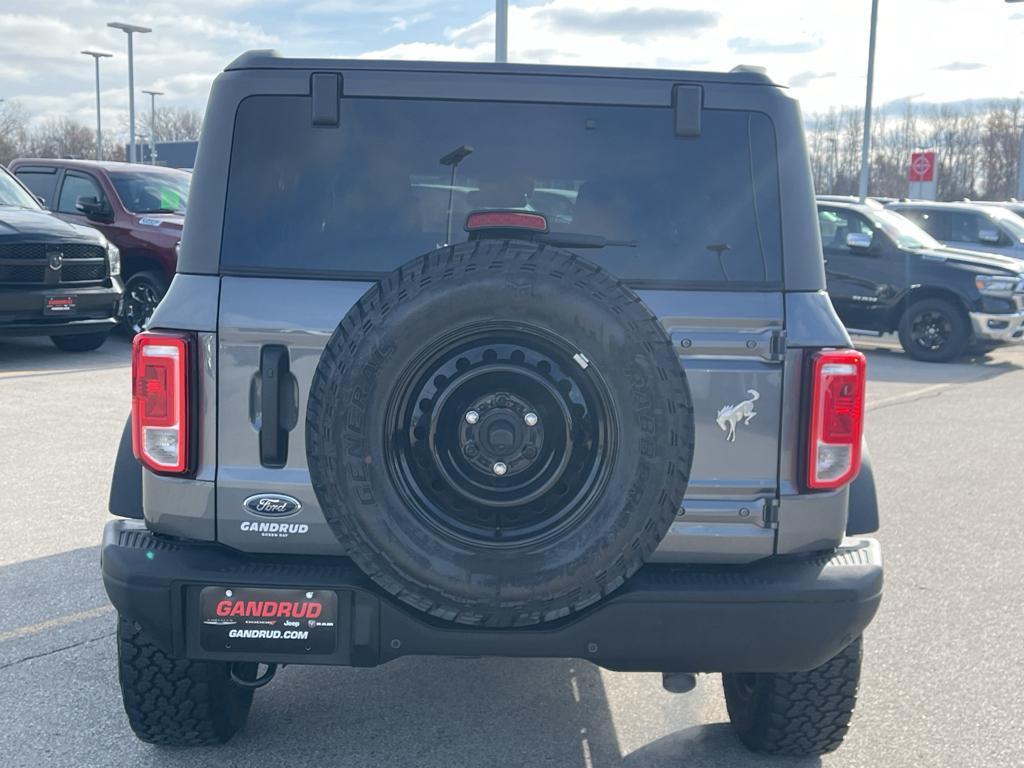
left=1, top=0, right=1022, bottom=135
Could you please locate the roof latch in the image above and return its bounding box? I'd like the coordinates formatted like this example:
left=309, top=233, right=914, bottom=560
left=311, top=73, right=341, bottom=127
left=672, top=84, right=703, bottom=138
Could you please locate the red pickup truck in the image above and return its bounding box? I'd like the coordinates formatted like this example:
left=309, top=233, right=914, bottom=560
left=9, top=159, right=188, bottom=334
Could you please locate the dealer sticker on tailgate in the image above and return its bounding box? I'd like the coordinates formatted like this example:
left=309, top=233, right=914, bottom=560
left=199, top=587, right=337, bottom=654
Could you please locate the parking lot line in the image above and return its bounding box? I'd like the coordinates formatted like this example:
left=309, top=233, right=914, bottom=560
left=867, top=383, right=951, bottom=411
left=0, top=605, right=113, bottom=644
left=0, top=366, right=126, bottom=381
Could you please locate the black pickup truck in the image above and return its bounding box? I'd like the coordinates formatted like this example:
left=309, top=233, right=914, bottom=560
left=818, top=198, right=1024, bottom=361
left=0, top=165, right=123, bottom=351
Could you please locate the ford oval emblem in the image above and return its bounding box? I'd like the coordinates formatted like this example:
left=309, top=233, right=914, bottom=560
left=243, top=493, right=302, bottom=518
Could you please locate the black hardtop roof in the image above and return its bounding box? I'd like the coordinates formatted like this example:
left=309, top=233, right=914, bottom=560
left=225, top=49, right=776, bottom=86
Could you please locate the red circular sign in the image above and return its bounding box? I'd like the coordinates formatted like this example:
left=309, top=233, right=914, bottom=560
left=909, top=152, right=935, bottom=182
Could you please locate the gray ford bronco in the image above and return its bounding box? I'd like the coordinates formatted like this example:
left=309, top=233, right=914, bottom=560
left=103, top=52, right=882, bottom=757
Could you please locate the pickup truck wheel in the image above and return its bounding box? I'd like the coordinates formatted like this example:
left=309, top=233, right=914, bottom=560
left=897, top=298, right=969, bottom=362
left=122, top=271, right=169, bottom=336
left=722, top=635, right=862, bottom=756
left=117, top=614, right=254, bottom=746
left=307, top=239, right=694, bottom=627
left=49, top=331, right=109, bottom=352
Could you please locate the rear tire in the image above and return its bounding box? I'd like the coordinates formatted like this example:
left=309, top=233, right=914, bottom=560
left=117, top=614, right=254, bottom=746
left=49, top=331, right=109, bottom=352
left=897, top=298, right=969, bottom=362
left=722, top=636, right=863, bottom=757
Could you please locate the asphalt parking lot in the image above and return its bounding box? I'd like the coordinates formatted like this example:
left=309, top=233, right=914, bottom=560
left=1, top=333, right=1022, bottom=768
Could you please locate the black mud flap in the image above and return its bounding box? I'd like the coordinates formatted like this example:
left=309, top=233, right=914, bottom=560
left=847, top=440, right=879, bottom=535
left=109, top=416, right=143, bottom=519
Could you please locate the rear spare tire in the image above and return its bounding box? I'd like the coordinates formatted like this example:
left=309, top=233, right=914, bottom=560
left=307, top=240, right=694, bottom=627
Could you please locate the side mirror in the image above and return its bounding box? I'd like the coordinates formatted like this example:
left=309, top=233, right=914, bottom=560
left=35, top=194, right=46, bottom=207
left=977, top=228, right=1001, bottom=245
left=846, top=232, right=873, bottom=250
left=75, top=195, right=112, bottom=222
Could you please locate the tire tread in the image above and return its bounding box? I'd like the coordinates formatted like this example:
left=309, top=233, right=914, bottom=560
left=723, top=636, right=863, bottom=756
left=117, top=615, right=253, bottom=746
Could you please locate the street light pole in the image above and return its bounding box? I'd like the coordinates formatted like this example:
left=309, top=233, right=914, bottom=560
left=1017, top=121, right=1024, bottom=200
left=141, top=90, right=163, bottom=165
left=857, top=0, right=880, bottom=202
left=495, top=0, right=508, bottom=63
left=81, top=50, right=113, bottom=161
left=1009, top=4, right=1024, bottom=197
left=108, top=22, right=152, bottom=163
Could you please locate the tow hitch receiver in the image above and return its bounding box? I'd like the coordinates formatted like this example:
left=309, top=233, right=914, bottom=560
left=662, top=672, right=697, bottom=693
left=231, top=662, right=278, bottom=689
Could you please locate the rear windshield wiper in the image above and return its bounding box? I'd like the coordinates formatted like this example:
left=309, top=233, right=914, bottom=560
left=535, top=232, right=638, bottom=249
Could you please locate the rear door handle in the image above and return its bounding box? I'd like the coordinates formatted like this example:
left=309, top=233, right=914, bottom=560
left=259, top=345, right=294, bottom=468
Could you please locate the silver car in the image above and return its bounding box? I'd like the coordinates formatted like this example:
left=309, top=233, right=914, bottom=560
left=887, top=200, right=1024, bottom=260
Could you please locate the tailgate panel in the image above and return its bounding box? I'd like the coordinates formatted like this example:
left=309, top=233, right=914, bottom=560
left=217, top=279, right=785, bottom=562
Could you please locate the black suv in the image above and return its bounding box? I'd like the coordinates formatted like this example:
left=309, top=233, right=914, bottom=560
left=103, top=54, right=883, bottom=758
left=0, top=164, right=123, bottom=351
left=818, top=198, right=1024, bottom=361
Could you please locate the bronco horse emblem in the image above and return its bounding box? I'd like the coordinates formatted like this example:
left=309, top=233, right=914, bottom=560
left=716, top=389, right=760, bottom=442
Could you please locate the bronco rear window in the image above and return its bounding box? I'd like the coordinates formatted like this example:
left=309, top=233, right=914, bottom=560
left=221, top=96, right=782, bottom=286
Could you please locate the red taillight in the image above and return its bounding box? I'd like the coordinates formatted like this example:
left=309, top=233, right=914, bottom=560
left=806, top=349, right=866, bottom=490
left=132, top=332, right=191, bottom=475
left=465, top=210, right=549, bottom=232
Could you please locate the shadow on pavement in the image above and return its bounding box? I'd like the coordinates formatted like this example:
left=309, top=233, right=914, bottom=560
left=860, top=345, right=1021, bottom=385
left=0, top=335, right=131, bottom=375
left=135, top=659, right=784, bottom=768
left=621, top=722, right=821, bottom=768
left=0, top=546, right=796, bottom=768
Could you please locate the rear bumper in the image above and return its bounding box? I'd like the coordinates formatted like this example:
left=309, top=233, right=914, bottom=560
left=101, top=519, right=882, bottom=673
left=969, top=309, right=1024, bottom=343
left=0, top=283, right=122, bottom=337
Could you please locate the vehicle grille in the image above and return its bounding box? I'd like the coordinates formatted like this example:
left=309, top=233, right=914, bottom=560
left=61, top=244, right=107, bottom=260
left=0, top=243, right=107, bottom=261
left=0, top=264, right=46, bottom=283
left=62, top=263, right=108, bottom=283
left=0, top=244, right=48, bottom=261
left=0, top=242, right=108, bottom=286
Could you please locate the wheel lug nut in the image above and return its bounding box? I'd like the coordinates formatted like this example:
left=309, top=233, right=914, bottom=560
left=465, top=410, right=480, bottom=425
left=523, top=446, right=537, bottom=459
left=524, top=412, right=538, bottom=427
left=464, top=442, right=478, bottom=457
left=492, top=462, right=508, bottom=476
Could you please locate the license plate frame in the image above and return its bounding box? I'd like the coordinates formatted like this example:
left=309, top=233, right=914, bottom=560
left=197, top=586, right=338, bottom=655
left=43, top=294, right=78, bottom=316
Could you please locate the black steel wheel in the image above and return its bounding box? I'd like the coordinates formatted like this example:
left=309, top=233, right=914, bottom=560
left=386, top=325, right=615, bottom=548
left=122, top=271, right=168, bottom=336
left=307, top=239, right=694, bottom=627
left=897, top=297, right=969, bottom=362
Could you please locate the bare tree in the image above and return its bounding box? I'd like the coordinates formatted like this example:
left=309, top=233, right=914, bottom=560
left=0, top=100, right=31, bottom=165
left=979, top=100, right=1022, bottom=200
left=151, top=106, right=202, bottom=142
left=807, top=99, right=1023, bottom=201
left=23, top=117, right=95, bottom=160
